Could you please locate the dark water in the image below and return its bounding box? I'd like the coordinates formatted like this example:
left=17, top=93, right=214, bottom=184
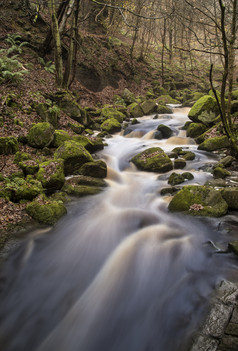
left=0, top=108, right=237, bottom=351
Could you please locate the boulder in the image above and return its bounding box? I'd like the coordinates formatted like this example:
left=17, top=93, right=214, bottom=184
left=62, top=175, right=107, bottom=197
left=168, top=185, right=228, bottom=217
left=156, top=105, right=173, bottom=114
left=219, top=156, right=234, bottom=168
left=57, top=93, right=91, bottom=126
left=188, top=95, right=218, bottom=123
left=168, top=173, right=185, bottom=186
left=54, top=140, right=93, bottom=175
left=197, top=111, right=219, bottom=126
left=26, top=197, right=67, bottom=225
left=155, top=95, right=180, bottom=104
left=198, top=136, right=230, bottom=151
left=221, top=188, right=238, bottom=210
left=0, top=137, right=19, bottom=155
left=172, top=147, right=196, bottom=161
left=101, top=107, right=125, bottom=123
left=131, top=147, right=173, bottom=173
left=35, top=102, right=60, bottom=128
left=5, top=176, right=43, bottom=202
left=174, top=158, right=186, bottom=169
left=157, top=124, right=173, bottom=138
left=76, top=160, right=107, bottom=178
left=213, top=167, right=231, bottom=179
left=100, top=118, right=121, bottom=133
left=141, top=100, right=157, bottom=115
left=122, top=88, right=136, bottom=105
left=127, top=102, right=144, bottom=118
left=52, top=130, right=71, bottom=148
left=19, top=160, right=39, bottom=175
left=186, top=123, right=207, bottom=138
left=27, top=122, right=54, bottom=149
left=36, top=159, right=65, bottom=193
left=68, top=122, right=84, bottom=134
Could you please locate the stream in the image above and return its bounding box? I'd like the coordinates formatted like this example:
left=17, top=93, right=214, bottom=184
left=0, top=107, right=238, bottom=351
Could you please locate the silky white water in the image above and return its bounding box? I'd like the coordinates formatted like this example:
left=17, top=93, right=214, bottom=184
left=0, top=108, right=237, bottom=351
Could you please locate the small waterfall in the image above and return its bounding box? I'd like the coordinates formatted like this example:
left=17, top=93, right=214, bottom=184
left=0, top=108, right=236, bottom=351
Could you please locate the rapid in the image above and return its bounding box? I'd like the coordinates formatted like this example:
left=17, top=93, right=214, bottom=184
left=0, top=107, right=237, bottom=351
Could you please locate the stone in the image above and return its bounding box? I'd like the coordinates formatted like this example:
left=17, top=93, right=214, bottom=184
left=131, top=147, right=173, bottom=173
left=52, top=130, right=71, bottom=148
left=131, top=118, right=139, bottom=125
left=188, top=95, right=218, bottom=123
left=68, top=122, right=84, bottom=134
left=5, top=176, right=43, bottom=202
left=54, top=140, right=93, bottom=176
left=127, top=102, right=144, bottom=118
left=155, top=95, right=180, bottom=104
left=168, top=185, right=228, bottom=217
left=19, top=160, right=39, bottom=175
left=75, top=160, right=107, bottom=178
left=219, top=156, right=234, bottom=168
left=221, top=188, right=238, bottom=209
left=141, top=100, right=157, bottom=115
left=36, top=159, right=65, bottom=193
left=172, top=147, right=196, bottom=161
left=27, top=122, right=54, bottom=149
left=26, top=197, right=67, bottom=225
left=35, top=102, right=60, bottom=128
left=157, top=124, right=173, bottom=138
left=100, top=118, right=121, bottom=133
left=174, top=158, right=186, bottom=169
left=122, top=88, right=136, bottom=104
left=57, top=93, right=91, bottom=126
left=198, top=136, right=230, bottom=151
left=213, top=167, right=231, bottom=179
left=101, top=107, right=125, bottom=123
left=156, top=105, right=173, bottom=114
left=0, top=137, right=19, bottom=155
left=186, top=123, right=207, bottom=138
left=62, top=175, right=107, bottom=197
left=168, top=173, right=185, bottom=186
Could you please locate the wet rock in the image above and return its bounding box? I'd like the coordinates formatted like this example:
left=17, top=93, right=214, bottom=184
left=154, top=131, right=163, bottom=140
left=221, top=188, right=238, bottom=209
left=27, top=122, right=54, bottom=149
left=62, top=175, right=107, bottom=197
left=174, top=158, right=186, bottom=169
left=213, top=167, right=231, bottom=179
left=0, top=136, right=19, bottom=155
left=168, top=185, right=228, bottom=217
left=75, top=160, right=107, bottom=178
left=36, top=159, right=65, bottom=193
left=219, top=156, right=234, bottom=168
left=160, top=187, right=180, bottom=196
left=188, top=95, right=219, bottom=123
left=54, top=140, right=93, bottom=176
left=168, top=173, right=185, bottom=186
left=131, top=118, right=139, bottom=125
left=127, top=102, right=144, bottom=118
left=186, top=122, right=207, bottom=138
left=198, top=136, right=230, bottom=152
left=26, top=197, right=67, bottom=225
left=131, top=147, right=173, bottom=173
left=228, top=241, right=238, bottom=255
left=141, top=100, right=157, bottom=115
left=172, top=147, right=195, bottom=161
left=157, top=124, right=173, bottom=138
left=100, top=118, right=121, bottom=133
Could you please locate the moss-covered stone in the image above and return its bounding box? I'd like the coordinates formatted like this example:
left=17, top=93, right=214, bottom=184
left=219, top=156, right=234, bottom=168
left=186, top=123, right=207, bottom=138
left=228, top=241, right=238, bottom=256
left=157, top=124, right=173, bottom=138
left=198, top=136, right=230, bottom=151
left=100, top=118, right=121, bottom=133
left=122, top=88, right=136, bottom=104
left=14, top=151, right=31, bottom=164
left=36, top=159, right=65, bottom=193
left=197, top=111, right=218, bottom=126
left=76, top=160, right=107, bottom=178
left=35, top=102, right=60, bottom=128
left=213, top=167, right=231, bottom=179
left=0, top=137, right=19, bottom=155
left=68, top=122, right=84, bottom=134
left=101, top=107, right=125, bottom=123
left=19, top=160, right=39, bottom=175
left=174, top=158, right=186, bottom=169
left=182, top=172, right=194, bottom=180
left=131, top=147, right=173, bottom=173
left=26, top=197, right=67, bottom=225
left=156, top=104, right=173, bottom=114
left=221, top=188, right=238, bottom=209
left=52, top=130, right=71, bottom=148
left=188, top=95, right=218, bottom=123
left=141, top=100, right=157, bottom=115
left=168, top=173, right=185, bottom=186
left=168, top=185, right=228, bottom=217
left=131, top=118, right=139, bottom=125
left=62, top=175, right=107, bottom=197
left=27, top=122, right=54, bottom=149
left=172, top=147, right=196, bottom=161
left=5, top=177, right=43, bottom=202
left=54, top=140, right=93, bottom=175
left=155, top=95, right=180, bottom=105
left=127, top=102, right=144, bottom=118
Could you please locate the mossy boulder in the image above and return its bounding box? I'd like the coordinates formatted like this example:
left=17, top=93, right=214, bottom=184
left=131, top=147, right=173, bottom=173
left=101, top=107, right=125, bottom=123
left=75, top=160, right=107, bottom=178
left=188, top=95, right=218, bottom=123
left=0, top=137, right=19, bottom=155
left=100, top=118, right=121, bottom=133
left=52, top=130, right=71, bottom=148
left=122, top=88, right=136, bottom=104
left=72, top=135, right=94, bottom=150
left=19, top=160, right=39, bottom=175
left=4, top=177, right=43, bottom=202
left=36, top=159, right=65, bottom=193
left=157, top=124, right=173, bottom=138
left=14, top=151, right=31, bottom=164
left=54, top=140, right=93, bottom=175
left=186, top=123, right=207, bottom=138
left=228, top=241, right=238, bottom=256
left=168, top=185, right=228, bottom=217
left=172, top=147, right=195, bottom=161
left=62, top=175, right=107, bottom=197
left=221, top=188, right=238, bottom=209
left=156, top=105, right=173, bottom=114
left=128, top=102, right=144, bottom=118
left=198, top=136, right=230, bottom=151
left=219, top=156, right=234, bottom=168
left=213, top=167, right=231, bottom=179
left=174, top=158, right=186, bottom=169
left=168, top=172, right=194, bottom=186
left=141, top=100, right=157, bottom=115
left=35, top=102, right=60, bottom=128
left=26, top=197, right=67, bottom=225
left=196, top=111, right=219, bottom=126
left=155, top=95, right=180, bottom=105
left=27, top=122, right=54, bottom=149
left=68, top=122, right=84, bottom=134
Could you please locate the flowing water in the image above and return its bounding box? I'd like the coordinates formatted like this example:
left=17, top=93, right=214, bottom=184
left=0, top=107, right=238, bottom=351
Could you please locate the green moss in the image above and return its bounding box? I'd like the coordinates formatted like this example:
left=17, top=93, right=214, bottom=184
left=213, top=167, right=231, bottom=179
left=155, top=95, right=180, bottom=105
left=101, top=107, right=125, bottom=123
left=156, top=105, right=173, bottom=114
left=36, top=159, right=65, bottom=193
left=54, top=140, right=93, bottom=175
left=0, top=137, right=19, bottom=155
left=141, top=100, right=157, bottom=115
left=26, top=198, right=67, bottom=225
left=186, top=123, right=207, bottom=138
left=68, top=122, right=84, bottom=134
left=27, top=122, right=55, bottom=149
left=14, top=151, right=31, bottom=164
left=188, top=95, right=218, bottom=122
left=5, top=177, right=43, bottom=202
left=131, top=147, right=173, bottom=173
left=19, top=160, right=39, bottom=175
left=52, top=130, right=71, bottom=148
left=157, top=124, right=173, bottom=138
left=168, top=173, right=185, bottom=186
left=168, top=185, right=228, bottom=217
left=172, top=148, right=195, bottom=161
left=75, top=160, right=107, bottom=178
left=174, top=158, right=186, bottom=169
left=221, top=188, right=238, bottom=210
left=127, top=102, right=144, bottom=118
left=100, top=118, right=121, bottom=133
left=62, top=175, right=106, bottom=196
left=198, top=136, right=230, bottom=151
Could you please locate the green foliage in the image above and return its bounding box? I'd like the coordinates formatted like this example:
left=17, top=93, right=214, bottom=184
left=5, top=34, right=28, bottom=55
left=38, top=57, right=55, bottom=74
